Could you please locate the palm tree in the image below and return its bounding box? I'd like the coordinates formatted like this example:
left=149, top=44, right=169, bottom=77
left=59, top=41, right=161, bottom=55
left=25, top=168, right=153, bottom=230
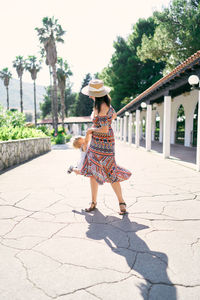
left=35, top=16, right=65, bottom=133
left=40, top=47, right=54, bottom=122
left=57, top=57, right=72, bottom=128
left=13, top=56, right=25, bottom=113
left=25, top=56, right=41, bottom=126
left=0, top=68, right=12, bottom=110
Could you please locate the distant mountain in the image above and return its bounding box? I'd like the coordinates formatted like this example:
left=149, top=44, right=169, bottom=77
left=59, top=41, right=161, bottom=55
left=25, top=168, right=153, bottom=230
left=0, top=78, right=46, bottom=112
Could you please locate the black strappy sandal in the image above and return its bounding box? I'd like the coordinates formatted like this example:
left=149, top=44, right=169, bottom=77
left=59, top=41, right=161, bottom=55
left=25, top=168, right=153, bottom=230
left=85, top=202, right=97, bottom=212
left=119, top=202, right=127, bottom=215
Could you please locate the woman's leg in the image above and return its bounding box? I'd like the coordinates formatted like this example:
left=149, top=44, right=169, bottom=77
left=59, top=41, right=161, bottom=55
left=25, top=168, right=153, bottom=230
left=85, top=176, right=98, bottom=211
left=90, top=176, right=98, bottom=204
left=111, top=182, right=126, bottom=213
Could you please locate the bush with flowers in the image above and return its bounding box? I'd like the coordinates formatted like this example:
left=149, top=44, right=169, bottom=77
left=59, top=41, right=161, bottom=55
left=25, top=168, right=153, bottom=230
left=51, top=126, right=72, bottom=144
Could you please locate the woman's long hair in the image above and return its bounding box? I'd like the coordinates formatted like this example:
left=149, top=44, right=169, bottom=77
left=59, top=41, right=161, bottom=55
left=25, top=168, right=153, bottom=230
left=94, top=95, right=111, bottom=114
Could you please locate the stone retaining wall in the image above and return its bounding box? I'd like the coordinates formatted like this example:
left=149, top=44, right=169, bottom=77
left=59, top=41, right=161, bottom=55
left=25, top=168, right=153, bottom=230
left=0, top=137, right=51, bottom=171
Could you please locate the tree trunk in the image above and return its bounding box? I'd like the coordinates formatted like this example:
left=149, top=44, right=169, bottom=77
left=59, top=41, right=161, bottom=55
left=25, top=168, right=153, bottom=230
left=52, top=64, right=58, bottom=133
left=49, top=66, right=55, bottom=130
left=6, top=86, right=9, bottom=110
left=61, top=88, right=65, bottom=129
left=33, top=80, right=37, bottom=126
left=20, top=76, right=23, bottom=113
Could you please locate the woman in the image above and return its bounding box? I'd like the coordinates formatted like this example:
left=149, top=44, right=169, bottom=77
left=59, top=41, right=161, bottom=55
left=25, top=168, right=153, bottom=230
left=80, top=79, right=132, bottom=215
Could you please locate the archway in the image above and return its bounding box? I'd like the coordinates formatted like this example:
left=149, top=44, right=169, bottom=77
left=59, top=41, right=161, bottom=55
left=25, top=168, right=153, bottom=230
left=154, top=112, right=160, bottom=141
left=192, top=103, right=198, bottom=147
left=175, top=105, right=185, bottom=144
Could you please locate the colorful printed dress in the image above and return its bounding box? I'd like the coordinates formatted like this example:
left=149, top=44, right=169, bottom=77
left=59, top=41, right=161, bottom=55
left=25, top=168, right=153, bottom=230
left=80, top=106, right=132, bottom=185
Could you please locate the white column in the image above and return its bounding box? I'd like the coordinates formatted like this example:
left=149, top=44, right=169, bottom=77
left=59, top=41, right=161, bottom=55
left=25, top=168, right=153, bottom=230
left=112, top=119, right=115, bottom=134
left=170, top=111, right=176, bottom=144
left=84, top=123, right=87, bottom=135
left=120, top=117, right=123, bottom=141
left=113, top=120, right=117, bottom=136
left=151, top=111, right=156, bottom=141
left=196, top=91, right=200, bottom=171
left=116, top=118, right=119, bottom=139
left=146, top=104, right=152, bottom=151
left=76, top=124, right=79, bottom=135
left=184, top=113, right=193, bottom=147
left=159, top=115, right=163, bottom=143
left=135, top=109, right=140, bottom=148
left=132, top=115, right=136, bottom=139
left=117, top=117, right=120, bottom=139
left=163, top=95, right=171, bottom=158
left=115, top=120, right=117, bottom=135
left=128, top=113, right=133, bottom=145
left=140, top=117, right=143, bottom=140
left=123, top=116, right=127, bottom=142
left=79, top=124, right=82, bottom=135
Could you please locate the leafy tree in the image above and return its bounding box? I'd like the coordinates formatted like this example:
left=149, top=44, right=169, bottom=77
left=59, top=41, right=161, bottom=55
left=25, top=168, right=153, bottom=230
left=35, top=16, right=65, bottom=133
left=64, top=86, right=77, bottom=117
left=40, top=87, right=52, bottom=119
left=40, top=47, right=54, bottom=117
left=13, top=56, right=25, bottom=113
left=40, top=85, right=76, bottom=119
left=0, top=68, right=12, bottom=110
left=75, top=73, right=93, bottom=116
left=25, top=56, right=42, bottom=126
left=137, top=0, right=200, bottom=73
left=100, top=17, right=165, bottom=111
left=57, top=57, right=72, bottom=128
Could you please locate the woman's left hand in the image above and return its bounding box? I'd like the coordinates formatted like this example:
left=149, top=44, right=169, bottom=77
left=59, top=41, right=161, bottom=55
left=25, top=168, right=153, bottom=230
left=87, top=128, right=94, bottom=135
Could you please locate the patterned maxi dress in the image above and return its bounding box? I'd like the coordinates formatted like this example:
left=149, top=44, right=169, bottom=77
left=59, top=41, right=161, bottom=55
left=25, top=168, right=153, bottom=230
left=80, top=106, right=132, bottom=185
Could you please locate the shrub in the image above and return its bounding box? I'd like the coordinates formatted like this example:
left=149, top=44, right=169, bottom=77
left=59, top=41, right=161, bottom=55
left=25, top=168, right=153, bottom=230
left=54, top=134, right=66, bottom=144
left=37, top=125, right=52, bottom=136
left=50, top=126, right=72, bottom=144
left=0, top=106, right=26, bottom=128
left=0, top=126, right=47, bottom=141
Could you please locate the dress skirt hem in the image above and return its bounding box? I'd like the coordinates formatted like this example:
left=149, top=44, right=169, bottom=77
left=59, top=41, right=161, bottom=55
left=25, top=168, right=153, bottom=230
left=80, top=153, right=132, bottom=185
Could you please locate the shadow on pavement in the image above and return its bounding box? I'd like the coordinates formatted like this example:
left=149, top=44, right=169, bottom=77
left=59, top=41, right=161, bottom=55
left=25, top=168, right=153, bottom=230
left=73, top=208, right=177, bottom=300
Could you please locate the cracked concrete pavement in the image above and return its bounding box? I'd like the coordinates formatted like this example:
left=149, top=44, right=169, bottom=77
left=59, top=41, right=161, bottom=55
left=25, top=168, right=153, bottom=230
left=0, top=141, right=200, bottom=300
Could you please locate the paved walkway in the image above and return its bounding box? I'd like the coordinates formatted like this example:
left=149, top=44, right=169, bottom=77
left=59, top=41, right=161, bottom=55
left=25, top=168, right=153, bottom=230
left=0, top=142, right=200, bottom=300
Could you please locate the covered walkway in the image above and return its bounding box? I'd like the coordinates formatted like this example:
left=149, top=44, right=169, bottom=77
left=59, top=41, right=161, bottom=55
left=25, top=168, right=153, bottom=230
left=116, top=50, right=200, bottom=172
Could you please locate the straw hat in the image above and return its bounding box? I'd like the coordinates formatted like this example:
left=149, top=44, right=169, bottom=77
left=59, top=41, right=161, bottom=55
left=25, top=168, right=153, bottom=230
left=81, top=79, right=111, bottom=97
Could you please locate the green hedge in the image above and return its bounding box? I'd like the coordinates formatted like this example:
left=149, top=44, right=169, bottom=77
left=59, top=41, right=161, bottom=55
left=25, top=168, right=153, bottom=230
left=0, top=106, right=72, bottom=144
left=0, top=126, right=47, bottom=141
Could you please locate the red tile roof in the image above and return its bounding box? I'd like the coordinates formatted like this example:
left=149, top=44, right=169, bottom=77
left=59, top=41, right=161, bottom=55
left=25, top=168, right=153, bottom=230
left=117, top=50, right=200, bottom=115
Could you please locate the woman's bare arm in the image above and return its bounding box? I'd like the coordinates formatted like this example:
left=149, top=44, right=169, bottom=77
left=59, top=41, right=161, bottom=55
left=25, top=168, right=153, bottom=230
left=112, top=113, right=117, bottom=120
left=83, top=133, right=91, bottom=151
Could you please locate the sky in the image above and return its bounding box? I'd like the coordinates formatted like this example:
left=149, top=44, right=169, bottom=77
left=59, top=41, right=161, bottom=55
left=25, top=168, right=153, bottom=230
left=0, top=0, right=171, bottom=92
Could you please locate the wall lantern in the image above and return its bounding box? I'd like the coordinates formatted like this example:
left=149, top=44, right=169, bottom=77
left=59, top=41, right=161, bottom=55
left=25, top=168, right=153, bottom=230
left=125, top=111, right=129, bottom=116
left=188, top=75, right=200, bottom=90
left=141, top=102, right=147, bottom=109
